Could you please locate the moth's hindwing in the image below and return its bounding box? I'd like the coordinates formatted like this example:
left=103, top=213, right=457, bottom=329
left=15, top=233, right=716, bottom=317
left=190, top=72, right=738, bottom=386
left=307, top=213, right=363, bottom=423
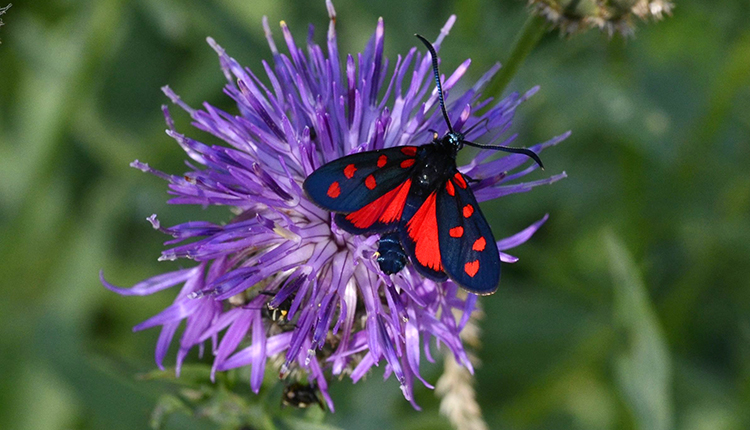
left=436, top=171, right=500, bottom=294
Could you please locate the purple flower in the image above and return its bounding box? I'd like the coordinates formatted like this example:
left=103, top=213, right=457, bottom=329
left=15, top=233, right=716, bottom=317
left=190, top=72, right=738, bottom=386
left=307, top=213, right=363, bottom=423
left=102, top=0, right=567, bottom=411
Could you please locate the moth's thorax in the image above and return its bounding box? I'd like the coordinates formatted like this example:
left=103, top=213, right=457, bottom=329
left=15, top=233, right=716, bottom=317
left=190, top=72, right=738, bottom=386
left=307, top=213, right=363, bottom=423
left=413, top=143, right=457, bottom=193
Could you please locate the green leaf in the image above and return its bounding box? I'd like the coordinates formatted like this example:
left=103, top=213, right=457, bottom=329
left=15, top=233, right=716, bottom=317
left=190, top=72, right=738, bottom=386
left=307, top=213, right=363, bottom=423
left=280, top=416, right=344, bottom=430
left=150, top=395, right=191, bottom=430
left=139, top=364, right=215, bottom=386
left=606, top=231, right=673, bottom=430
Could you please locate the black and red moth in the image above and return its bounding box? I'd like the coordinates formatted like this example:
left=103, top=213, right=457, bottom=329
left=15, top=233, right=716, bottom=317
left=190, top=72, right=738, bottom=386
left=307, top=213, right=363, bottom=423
left=303, top=35, right=543, bottom=295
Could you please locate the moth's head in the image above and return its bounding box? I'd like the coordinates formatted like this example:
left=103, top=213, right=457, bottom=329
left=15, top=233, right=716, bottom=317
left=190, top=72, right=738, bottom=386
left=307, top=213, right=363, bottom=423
left=443, top=130, right=465, bottom=153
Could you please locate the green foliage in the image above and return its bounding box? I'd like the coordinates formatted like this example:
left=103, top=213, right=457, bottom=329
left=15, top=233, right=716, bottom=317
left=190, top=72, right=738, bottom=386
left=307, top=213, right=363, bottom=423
left=1, top=1, right=749, bottom=429
left=608, top=232, right=672, bottom=430
left=141, top=365, right=340, bottom=430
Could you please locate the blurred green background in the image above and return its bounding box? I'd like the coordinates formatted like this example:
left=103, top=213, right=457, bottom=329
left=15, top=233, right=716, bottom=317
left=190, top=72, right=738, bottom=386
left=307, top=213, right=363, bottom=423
left=1, top=0, right=749, bottom=429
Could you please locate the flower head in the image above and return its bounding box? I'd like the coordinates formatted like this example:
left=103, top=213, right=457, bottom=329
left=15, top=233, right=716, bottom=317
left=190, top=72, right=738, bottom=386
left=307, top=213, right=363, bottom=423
left=528, top=0, right=674, bottom=36
left=102, top=0, right=567, bottom=410
left=0, top=4, right=11, bottom=39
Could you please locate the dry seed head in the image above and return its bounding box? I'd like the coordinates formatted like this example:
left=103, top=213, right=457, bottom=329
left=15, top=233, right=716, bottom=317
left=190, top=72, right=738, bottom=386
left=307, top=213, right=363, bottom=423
left=527, top=0, right=674, bottom=36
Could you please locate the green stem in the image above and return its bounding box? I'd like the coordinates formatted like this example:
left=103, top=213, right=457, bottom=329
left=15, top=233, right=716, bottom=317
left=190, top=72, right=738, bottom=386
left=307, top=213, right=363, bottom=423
left=487, top=13, right=549, bottom=98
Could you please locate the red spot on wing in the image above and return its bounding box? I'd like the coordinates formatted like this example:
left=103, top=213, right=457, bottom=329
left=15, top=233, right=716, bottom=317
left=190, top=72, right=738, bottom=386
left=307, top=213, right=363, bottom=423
left=365, top=175, right=377, bottom=190
left=327, top=181, right=341, bottom=198
left=406, top=192, right=442, bottom=271
left=464, top=260, right=479, bottom=277
left=344, top=164, right=357, bottom=179
left=377, top=155, right=388, bottom=168
left=453, top=173, right=467, bottom=189
left=472, top=237, right=486, bottom=252
left=345, top=180, right=412, bottom=229
left=400, top=159, right=415, bottom=168
left=463, top=204, right=474, bottom=218
left=445, top=180, right=455, bottom=196
left=401, top=147, right=417, bottom=156
left=449, top=226, right=464, bottom=238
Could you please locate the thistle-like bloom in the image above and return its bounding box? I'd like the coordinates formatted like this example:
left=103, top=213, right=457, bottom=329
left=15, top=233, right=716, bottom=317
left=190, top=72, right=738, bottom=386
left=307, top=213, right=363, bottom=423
left=102, top=1, right=567, bottom=410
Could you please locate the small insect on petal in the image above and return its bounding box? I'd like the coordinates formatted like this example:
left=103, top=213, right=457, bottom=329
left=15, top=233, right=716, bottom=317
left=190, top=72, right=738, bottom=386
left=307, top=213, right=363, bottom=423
left=327, top=181, right=341, bottom=198
left=344, top=164, right=357, bottom=179
left=464, top=260, right=480, bottom=277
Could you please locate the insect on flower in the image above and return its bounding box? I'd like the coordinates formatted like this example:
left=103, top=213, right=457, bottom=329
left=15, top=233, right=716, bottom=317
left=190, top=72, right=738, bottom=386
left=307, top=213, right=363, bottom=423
left=282, top=381, right=325, bottom=410
left=101, top=1, right=569, bottom=409
left=304, top=35, right=544, bottom=295
left=257, top=290, right=294, bottom=326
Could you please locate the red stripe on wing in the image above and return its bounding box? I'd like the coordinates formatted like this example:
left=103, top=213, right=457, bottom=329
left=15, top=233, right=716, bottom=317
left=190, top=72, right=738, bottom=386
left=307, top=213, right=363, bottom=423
left=453, top=172, right=467, bottom=189
left=445, top=180, right=455, bottom=196
left=345, top=179, right=412, bottom=229
left=379, top=179, right=412, bottom=224
left=406, top=192, right=442, bottom=271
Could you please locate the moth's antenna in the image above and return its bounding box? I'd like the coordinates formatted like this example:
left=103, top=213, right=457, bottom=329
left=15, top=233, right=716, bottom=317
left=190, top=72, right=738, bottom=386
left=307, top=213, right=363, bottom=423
left=462, top=140, right=545, bottom=170
left=415, top=34, right=545, bottom=171
left=415, top=34, right=454, bottom=134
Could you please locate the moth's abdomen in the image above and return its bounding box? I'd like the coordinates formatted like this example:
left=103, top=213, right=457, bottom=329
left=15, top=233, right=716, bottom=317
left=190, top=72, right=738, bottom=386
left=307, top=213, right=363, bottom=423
left=376, top=232, right=408, bottom=275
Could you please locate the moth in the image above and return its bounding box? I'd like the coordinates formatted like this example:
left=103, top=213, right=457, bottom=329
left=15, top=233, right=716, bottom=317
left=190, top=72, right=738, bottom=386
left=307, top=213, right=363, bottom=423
left=303, top=35, right=543, bottom=295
